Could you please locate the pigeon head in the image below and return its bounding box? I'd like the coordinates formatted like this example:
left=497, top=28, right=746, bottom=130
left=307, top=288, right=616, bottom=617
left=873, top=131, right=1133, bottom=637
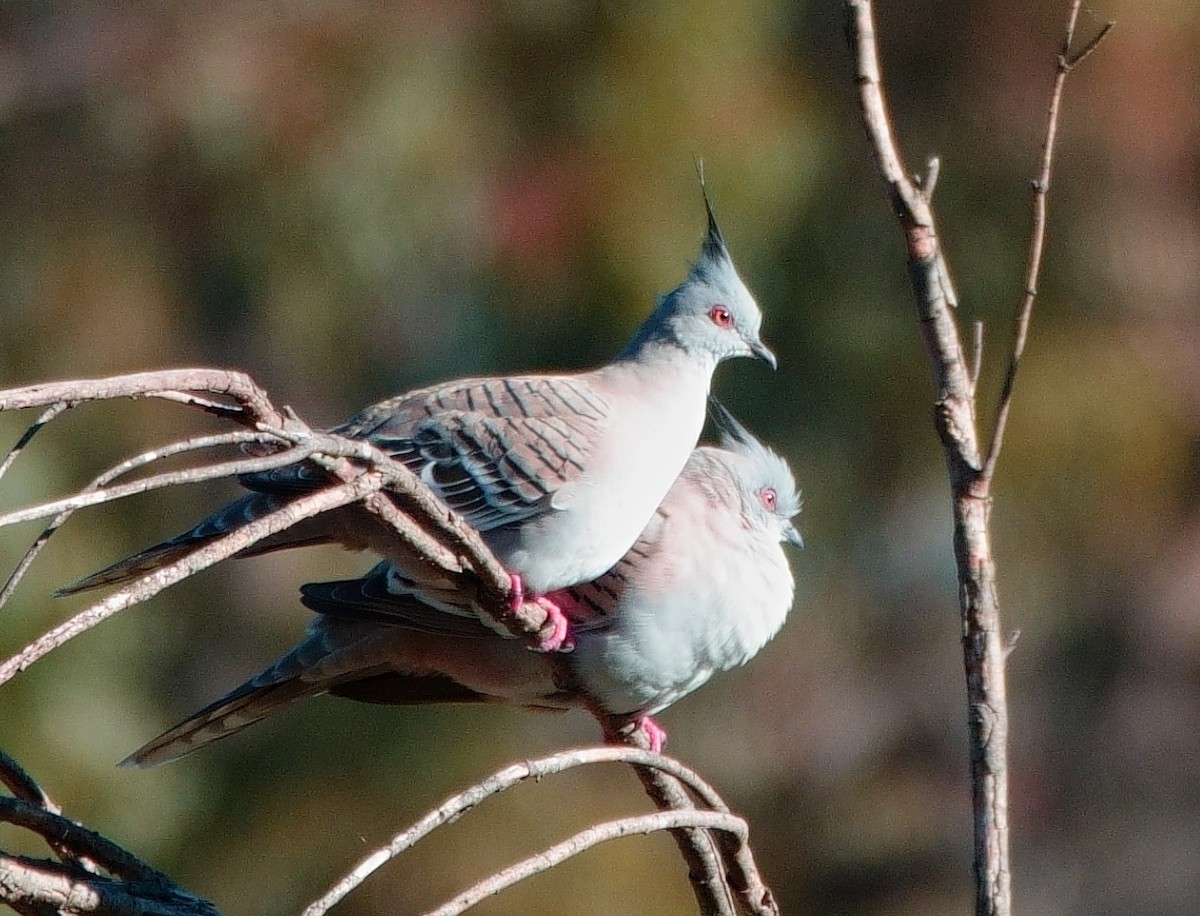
left=622, top=180, right=776, bottom=369
left=708, top=397, right=803, bottom=548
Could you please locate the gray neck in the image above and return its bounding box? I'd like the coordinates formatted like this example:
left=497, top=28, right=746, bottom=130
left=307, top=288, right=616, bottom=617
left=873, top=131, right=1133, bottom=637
left=614, top=293, right=693, bottom=365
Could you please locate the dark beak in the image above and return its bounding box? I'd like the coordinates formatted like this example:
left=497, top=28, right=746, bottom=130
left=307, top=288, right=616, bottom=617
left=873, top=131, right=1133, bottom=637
left=782, top=522, right=804, bottom=549
left=749, top=338, right=778, bottom=370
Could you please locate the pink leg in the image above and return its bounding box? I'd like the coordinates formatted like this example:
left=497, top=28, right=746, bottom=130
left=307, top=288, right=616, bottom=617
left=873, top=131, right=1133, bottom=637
left=639, top=716, right=668, bottom=754
left=507, top=573, right=526, bottom=613
left=507, top=575, right=575, bottom=653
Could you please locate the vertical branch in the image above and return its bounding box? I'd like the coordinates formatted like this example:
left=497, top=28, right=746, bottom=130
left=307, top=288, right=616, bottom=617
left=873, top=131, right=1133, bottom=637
left=843, top=3, right=1109, bottom=914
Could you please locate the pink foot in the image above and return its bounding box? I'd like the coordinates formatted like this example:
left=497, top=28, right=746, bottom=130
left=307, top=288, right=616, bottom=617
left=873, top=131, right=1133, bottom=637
left=639, top=716, right=668, bottom=754
left=507, top=575, right=575, bottom=653
left=531, top=595, right=575, bottom=653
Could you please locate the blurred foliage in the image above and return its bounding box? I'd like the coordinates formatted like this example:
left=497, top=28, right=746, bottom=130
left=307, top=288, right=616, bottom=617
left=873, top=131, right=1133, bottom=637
left=2, top=1, right=1198, bottom=914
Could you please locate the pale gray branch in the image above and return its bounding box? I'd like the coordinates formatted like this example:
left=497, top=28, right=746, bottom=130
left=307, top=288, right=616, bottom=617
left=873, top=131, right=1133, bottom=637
left=424, top=810, right=748, bottom=916
left=0, top=440, right=308, bottom=529
left=0, top=472, right=391, bottom=687
left=300, top=745, right=759, bottom=916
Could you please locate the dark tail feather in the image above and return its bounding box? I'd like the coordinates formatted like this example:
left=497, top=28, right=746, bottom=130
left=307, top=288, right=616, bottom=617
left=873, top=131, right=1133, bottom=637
left=56, top=493, right=332, bottom=596
left=124, top=672, right=488, bottom=768
left=56, top=535, right=212, bottom=596
left=120, top=677, right=322, bottom=768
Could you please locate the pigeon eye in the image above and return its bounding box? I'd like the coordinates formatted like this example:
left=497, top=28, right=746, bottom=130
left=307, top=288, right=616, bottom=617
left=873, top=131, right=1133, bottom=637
left=758, top=487, right=777, bottom=512
left=708, top=305, right=734, bottom=329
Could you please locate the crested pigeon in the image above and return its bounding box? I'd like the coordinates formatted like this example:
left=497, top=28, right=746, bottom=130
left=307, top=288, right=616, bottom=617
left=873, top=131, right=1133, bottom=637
left=61, top=186, right=775, bottom=652
left=122, top=400, right=801, bottom=766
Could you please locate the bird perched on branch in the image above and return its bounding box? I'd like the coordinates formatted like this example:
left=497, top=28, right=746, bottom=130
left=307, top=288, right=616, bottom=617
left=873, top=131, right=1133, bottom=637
left=61, top=181, right=775, bottom=653
left=123, top=400, right=801, bottom=766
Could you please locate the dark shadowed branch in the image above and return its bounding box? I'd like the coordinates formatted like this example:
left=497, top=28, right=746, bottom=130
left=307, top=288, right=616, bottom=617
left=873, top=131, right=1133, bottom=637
left=0, top=752, right=222, bottom=916
left=843, top=2, right=1112, bottom=915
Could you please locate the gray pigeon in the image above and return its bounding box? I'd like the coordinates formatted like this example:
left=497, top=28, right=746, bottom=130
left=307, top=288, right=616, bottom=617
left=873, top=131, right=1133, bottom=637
left=62, top=188, right=775, bottom=653
left=122, top=400, right=801, bottom=765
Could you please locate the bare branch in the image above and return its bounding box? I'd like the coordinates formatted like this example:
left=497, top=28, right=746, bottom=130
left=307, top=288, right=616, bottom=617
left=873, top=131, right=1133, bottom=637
left=0, top=472, right=392, bottom=687
left=1, top=431, right=273, bottom=613
left=0, top=369, right=286, bottom=429
left=423, top=810, right=748, bottom=916
left=631, top=764, right=735, bottom=916
left=0, top=403, right=73, bottom=484
left=845, top=0, right=976, bottom=466
left=845, top=4, right=1111, bottom=916
left=0, top=854, right=222, bottom=916
left=0, top=750, right=57, bottom=812
left=577, top=691, right=751, bottom=914
left=0, top=799, right=165, bottom=885
left=2, top=368, right=779, bottom=914
left=300, top=745, right=747, bottom=915
left=983, top=1, right=1115, bottom=478
left=0, top=439, right=307, bottom=530
left=845, top=3, right=1004, bottom=913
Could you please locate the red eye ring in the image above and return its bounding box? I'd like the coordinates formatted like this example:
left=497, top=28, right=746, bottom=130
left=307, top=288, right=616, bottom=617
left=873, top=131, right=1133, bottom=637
left=758, top=487, right=778, bottom=512
left=709, top=305, right=734, bottom=329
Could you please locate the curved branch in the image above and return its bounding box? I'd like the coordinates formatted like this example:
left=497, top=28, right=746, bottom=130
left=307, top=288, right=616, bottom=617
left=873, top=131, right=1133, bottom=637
left=300, top=746, right=743, bottom=915
left=0, top=799, right=165, bottom=886
left=0, top=439, right=308, bottom=530
left=0, top=369, right=286, bottom=429
left=423, top=810, right=748, bottom=916
left=0, top=403, right=73, bottom=484
left=0, top=432, right=288, bottom=613
left=0, top=472, right=392, bottom=687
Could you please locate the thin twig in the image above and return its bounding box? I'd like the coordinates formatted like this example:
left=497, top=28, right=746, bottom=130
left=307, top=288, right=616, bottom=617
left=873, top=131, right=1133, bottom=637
left=0, top=750, right=57, bottom=812
left=845, top=4, right=1112, bottom=916
left=845, top=3, right=999, bottom=914
left=970, top=320, right=985, bottom=396
left=982, top=0, right=1114, bottom=480
left=576, top=683, right=747, bottom=914
left=424, top=811, right=748, bottom=916
left=844, top=0, right=977, bottom=465
left=1, top=369, right=776, bottom=914
left=0, top=473, right=392, bottom=687
left=0, top=440, right=307, bottom=530
left=0, top=431, right=280, bottom=612
left=0, top=799, right=167, bottom=885
left=1, top=749, right=101, bottom=874
left=0, top=403, right=73, bottom=484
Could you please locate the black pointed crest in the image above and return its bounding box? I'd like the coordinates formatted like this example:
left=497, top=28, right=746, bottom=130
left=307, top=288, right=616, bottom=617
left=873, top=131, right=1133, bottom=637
left=694, top=158, right=728, bottom=261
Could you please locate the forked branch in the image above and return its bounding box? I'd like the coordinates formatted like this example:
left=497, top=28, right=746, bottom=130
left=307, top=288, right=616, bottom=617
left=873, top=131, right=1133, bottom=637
left=843, top=2, right=1111, bottom=915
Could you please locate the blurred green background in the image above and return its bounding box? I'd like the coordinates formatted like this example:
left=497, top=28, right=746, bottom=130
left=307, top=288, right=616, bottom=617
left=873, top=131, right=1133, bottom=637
left=1, top=1, right=1197, bottom=914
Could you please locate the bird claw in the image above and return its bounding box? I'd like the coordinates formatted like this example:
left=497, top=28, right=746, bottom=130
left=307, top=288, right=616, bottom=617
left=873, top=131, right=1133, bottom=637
left=507, top=574, right=575, bottom=653
left=531, top=595, right=575, bottom=653
left=639, top=716, right=667, bottom=753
